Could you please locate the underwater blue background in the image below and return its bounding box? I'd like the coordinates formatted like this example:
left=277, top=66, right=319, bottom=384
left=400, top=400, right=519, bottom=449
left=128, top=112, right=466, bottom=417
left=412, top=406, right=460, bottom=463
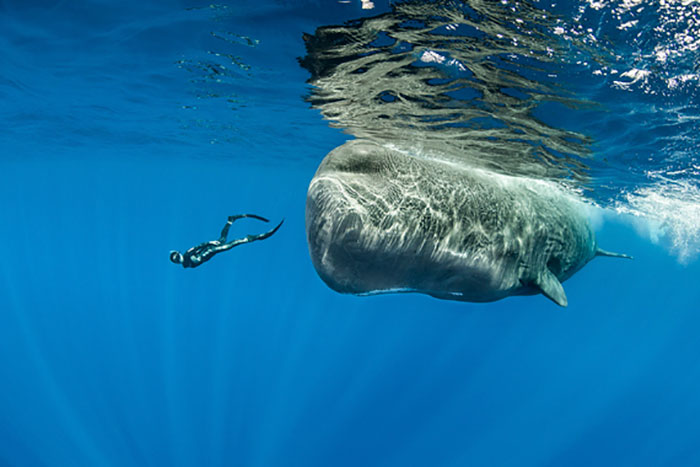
left=2, top=1, right=700, bottom=466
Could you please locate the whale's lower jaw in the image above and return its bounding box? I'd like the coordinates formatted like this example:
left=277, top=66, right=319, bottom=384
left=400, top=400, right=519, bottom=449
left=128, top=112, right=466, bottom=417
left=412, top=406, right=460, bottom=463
left=309, top=242, right=547, bottom=304
left=313, top=267, right=533, bottom=304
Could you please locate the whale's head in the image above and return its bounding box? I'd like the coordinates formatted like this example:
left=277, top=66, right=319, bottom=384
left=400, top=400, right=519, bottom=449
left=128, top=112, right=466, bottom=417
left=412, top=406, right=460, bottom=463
left=306, top=141, right=412, bottom=294
left=305, top=140, right=484, bottom=297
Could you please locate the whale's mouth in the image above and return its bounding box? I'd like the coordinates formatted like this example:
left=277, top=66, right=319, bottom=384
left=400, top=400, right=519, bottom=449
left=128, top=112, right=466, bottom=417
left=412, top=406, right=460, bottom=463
left=356, top=288, right=465, bottom=299
left=356, top=288, right=418, bottom=296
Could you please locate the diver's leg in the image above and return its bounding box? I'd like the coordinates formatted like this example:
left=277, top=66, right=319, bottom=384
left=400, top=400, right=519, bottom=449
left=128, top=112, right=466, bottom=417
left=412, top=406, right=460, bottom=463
left=221, top=214, right=270, bottom=241
left=221, top=214, right=273, bottom=241
left=219, top=218, right=233, bottom=242
left=223, top=219, right=284, bottom=249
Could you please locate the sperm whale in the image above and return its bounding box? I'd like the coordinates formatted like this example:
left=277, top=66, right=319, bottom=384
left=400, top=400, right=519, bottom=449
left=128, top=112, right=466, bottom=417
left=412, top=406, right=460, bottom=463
left=305, top=140, right=630, bottom=307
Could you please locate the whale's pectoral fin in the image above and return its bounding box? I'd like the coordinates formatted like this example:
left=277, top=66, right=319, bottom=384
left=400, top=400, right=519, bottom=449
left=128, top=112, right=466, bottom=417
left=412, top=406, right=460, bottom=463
left=534, top=269, right=568, bottom=307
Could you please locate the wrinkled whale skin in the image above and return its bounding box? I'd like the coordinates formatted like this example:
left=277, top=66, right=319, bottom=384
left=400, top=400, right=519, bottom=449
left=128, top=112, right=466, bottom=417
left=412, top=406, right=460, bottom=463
left=305, top=140, right=602, bottom=306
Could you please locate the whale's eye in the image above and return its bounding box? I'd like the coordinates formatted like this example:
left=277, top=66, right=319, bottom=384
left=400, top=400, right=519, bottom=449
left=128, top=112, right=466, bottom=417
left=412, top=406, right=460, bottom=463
left=547, top=256, right=562, bottom=274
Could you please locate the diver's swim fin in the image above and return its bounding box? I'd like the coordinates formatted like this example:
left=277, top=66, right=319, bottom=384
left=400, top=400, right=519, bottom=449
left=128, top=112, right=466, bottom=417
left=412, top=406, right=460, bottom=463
left=251, top=219, right=284, bottom=241
left=229, top=214, right=270, bottom=223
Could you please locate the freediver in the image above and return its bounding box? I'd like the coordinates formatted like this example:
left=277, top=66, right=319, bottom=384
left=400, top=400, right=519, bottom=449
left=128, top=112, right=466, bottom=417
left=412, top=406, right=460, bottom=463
left=170, top=214, right=283, bottom=268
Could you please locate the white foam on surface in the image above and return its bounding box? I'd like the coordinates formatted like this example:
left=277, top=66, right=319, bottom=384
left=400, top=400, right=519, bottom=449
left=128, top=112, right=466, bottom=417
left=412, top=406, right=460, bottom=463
left=613, top=172, right=700, bottom=263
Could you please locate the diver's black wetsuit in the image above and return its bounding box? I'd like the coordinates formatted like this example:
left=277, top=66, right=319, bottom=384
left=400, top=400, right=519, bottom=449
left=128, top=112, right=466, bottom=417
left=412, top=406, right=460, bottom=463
left=170, top=214, right=283, bottom=268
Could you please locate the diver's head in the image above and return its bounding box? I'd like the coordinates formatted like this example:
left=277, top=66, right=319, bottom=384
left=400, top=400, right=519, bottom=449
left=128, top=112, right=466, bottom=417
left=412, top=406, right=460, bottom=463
left=169, top=251, right=184, bottom=264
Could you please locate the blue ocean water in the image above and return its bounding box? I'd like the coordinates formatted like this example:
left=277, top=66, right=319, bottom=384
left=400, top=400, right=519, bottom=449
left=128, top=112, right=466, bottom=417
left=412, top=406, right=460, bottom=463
left=1, top=1, right=700, bottom=466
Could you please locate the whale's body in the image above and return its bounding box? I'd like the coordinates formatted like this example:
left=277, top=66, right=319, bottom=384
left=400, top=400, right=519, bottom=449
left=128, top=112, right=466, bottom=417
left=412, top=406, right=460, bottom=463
left=306, top=140, right=627, bottom=307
